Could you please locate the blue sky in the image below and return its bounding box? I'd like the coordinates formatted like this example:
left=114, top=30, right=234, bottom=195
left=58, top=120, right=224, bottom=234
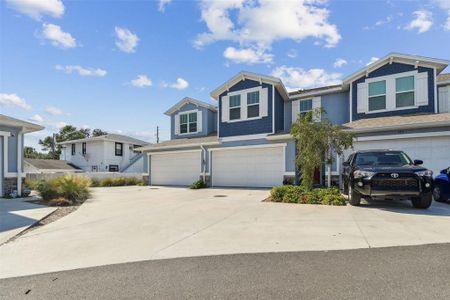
left=1, top=0, right=449, bottom=150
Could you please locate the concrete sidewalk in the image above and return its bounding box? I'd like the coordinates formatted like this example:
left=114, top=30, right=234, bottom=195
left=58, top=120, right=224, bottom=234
left=0, top=198, right=56, bottom=245
left=0, top=186, right=449, bottom=279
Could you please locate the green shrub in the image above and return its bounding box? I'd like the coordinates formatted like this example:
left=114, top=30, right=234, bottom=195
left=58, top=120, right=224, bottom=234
left=56, top=175, right=91, bottom=202
left=90, top=178, right=101, bottom=187
left=269, top=185, right=345, bottom=205
left=94, top=177, right=144, bottom=187
left=35, top=180, right=59, bottom=201
left=190, top=180, right=207, bottom=189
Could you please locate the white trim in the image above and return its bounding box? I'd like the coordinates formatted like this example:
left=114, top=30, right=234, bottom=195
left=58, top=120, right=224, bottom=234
left=225, top=86, right=266, bottom=123
left=284, top=171, right=295, bottom=176
left=272, top=85, right=275, bottom=133
left=0, top=131, right=12, bottom=137
left=5, top=173, right=26, bottom=178
left=349, top=81, right=353, bottom=122
left=219, top=133, right=268, bottom=142
left=208, top=143, right=287, bottom=152
left=141, top=141, right=220, bottom=151
left=365, top=70, right=418, bottom=84
left=266, top=134, right=292, bottom=141
left=355, top=130, right=450, bottom=142
left=177, top=109, right=200, bottom=136
left=434, top=67, right=438, bottom=114
left=3, top=136, right=8, bottom=177
left=149, top=149, right=202, bottom=155
left=17, top=131, right=22, bottom=196
left=164, top=97, right=216, bottom=116
left=345, top=119, right=450, bottom=133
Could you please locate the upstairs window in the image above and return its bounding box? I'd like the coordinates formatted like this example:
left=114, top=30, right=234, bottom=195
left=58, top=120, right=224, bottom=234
left=229, top=95, right=241, bottom=120
left=368, top=80, right=386, bottom=111
left=115, top=142, right=123, bottom=156
left=247, top=91, right=260, bottom=118
left=300, top=99, right=313, bottom=116
left=179, top=112, right=197, bottom=134
left=82, top=142, right=86, bottom=155
left=396, top=76, right=415, bottom=108
left=71, top=144, right=76, bottom=156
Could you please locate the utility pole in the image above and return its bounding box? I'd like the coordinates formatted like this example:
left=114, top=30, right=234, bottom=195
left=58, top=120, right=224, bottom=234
left=156, top=126, right=160, bottom=144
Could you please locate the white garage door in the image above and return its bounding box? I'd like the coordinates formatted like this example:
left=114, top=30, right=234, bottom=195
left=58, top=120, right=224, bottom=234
left=151, top=151, right=201, bottom=186
left=353, top=135, right=450, bottom=175
left=212, top=146, right=284, bottom=187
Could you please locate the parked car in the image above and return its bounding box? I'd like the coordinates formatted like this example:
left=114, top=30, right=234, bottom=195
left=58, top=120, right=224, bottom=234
left=342, top=150, right=434, bottom=209
left=433, top=167, right=450, bottom=203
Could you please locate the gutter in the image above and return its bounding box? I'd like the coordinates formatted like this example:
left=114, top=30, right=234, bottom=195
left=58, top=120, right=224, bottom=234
left=137, top=141, right=221, bottom=152
left=343, top=120, right=450, bottom=134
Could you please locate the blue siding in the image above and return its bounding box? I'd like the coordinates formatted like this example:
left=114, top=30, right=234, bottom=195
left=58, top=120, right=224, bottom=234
left=274, top=88, right=284, bottom=132
left=284, top=100, right=292, bottom=132
left=170, top=103, right=216, bottom=139
left=0, top=125, right=21, bottom=173
left=351, top=62, right=435, bottom=121
left=219, top=79, right=273, bottom=137
left=321, top=92, right=350, bottom=125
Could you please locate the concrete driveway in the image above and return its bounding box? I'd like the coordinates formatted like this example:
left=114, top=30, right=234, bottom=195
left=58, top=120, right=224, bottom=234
left=1, top=186, right=450, bottom=279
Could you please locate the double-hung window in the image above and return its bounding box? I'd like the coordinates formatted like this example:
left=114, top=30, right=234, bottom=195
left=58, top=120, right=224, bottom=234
left=247, top=91, right=260, bottom=118
left=229, top=95, right=241, bottom=120
left=368, top=80, right=386, bottom=111
left=300, top=99, right=313, bottom=116
left=71, top=144, right=76, bottom=156
left=115, top=142, right=123, bottom=156
left=180, top=112, right=197, bottom=134
left=395, top=76, right=415, bottom=108
left=82, top=142, right=86, bottom=155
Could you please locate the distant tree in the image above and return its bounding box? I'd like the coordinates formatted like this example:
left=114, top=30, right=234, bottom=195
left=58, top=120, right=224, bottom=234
left=24, top=146, right=49, bottom=159
left=291, top=108, right=354, bottom=191
left=92, top=129, right=108, bottom=137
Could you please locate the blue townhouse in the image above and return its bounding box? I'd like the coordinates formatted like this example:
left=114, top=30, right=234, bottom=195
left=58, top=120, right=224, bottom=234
left=138, top=53, right=450, bottom=188
left=1, top=115, right=43, bottom=196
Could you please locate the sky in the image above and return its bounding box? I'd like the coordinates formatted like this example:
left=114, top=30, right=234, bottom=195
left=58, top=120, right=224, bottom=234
left=1, top=0, right=449, bottom=150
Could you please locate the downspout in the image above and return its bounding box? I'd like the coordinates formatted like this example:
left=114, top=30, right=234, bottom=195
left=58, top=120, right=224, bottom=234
left=17, top=129, right=23, bottom=196
left=200, top=145, right=206, bottom=183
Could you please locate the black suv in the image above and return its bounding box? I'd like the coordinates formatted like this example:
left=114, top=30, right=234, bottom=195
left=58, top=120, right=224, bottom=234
left=342, top=150, right=434, bottom=209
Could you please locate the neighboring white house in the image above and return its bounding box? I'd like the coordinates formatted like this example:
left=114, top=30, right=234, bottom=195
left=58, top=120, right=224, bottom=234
left=59, top=134, right=149, bottom=173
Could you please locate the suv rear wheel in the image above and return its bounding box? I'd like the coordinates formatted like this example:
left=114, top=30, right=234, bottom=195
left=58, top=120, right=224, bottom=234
left=348, top=182, right=361, bottom=206
left=411, top=192, right=432, bottom=209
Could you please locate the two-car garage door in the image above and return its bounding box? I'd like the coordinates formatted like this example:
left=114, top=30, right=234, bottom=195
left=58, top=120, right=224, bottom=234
left=211, top=146, right=284, bottom=187
left=151, top=151, right=201, bottom=186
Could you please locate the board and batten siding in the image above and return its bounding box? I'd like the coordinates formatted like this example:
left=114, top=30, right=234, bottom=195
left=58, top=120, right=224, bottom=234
left=351, top=62, right=435, bottom=121
left=438, top=85, right=450, bottom=113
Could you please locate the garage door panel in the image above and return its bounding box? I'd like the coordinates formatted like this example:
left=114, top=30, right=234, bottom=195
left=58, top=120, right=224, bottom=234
left=151, top=152, right=201, bottom=186
left=353, top=136, right=450, bottom=175
left=212, top=146, right=284, bottom=187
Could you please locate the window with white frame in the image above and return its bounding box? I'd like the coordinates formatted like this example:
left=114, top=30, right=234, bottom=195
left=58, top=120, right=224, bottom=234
left=229, top=95, right=241, bottom=120
left=368, top=80, right=386, bottom=111
left=247, top=91, right=260, bottom=118
left=179, top=112, right=197, bottom=134
left=300, top=99, right=313, bottom=116
left=395, top=75, right=415, bottom=108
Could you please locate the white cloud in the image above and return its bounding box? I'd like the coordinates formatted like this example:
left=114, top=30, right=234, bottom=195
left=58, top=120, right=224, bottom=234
left=375, top=15, right=393, bottom=27
left=40, top=23, right=77, bottom=49
left=194, top=0, right=341, bottom=53
left=158, top=0, right=172, bottom=12
left=162, top=78, right=189, bottom=90
left=287, top=49, right=297, bottom=58
left=223, top=47, right=273, bottom=64
left=6, top=0, right=64, bottom=21
left=0, top=93, right=32, bottom=110
left=29, top=114, right=44, bottom=123
left=55, top=65, right=107, bottom=77
left=271, top=66, right=342, bottom=91
left=432, top=0, right=450, bottom=30
left=404, top=10, right=433, bottom=33
left=131, top=75, right=152, bottom=87
left=333, top=58, right=347, bottom=68
left=445, top=14, right=450, bottom=31
left=115, top=27, right=139, bottom=53
left=45, top=106, right=63, bottom=115
left=366, top=57, right=379, bottom=66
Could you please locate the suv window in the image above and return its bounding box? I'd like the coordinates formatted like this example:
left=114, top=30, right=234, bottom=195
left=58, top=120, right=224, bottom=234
left=354, top=151, right=412, bottom=167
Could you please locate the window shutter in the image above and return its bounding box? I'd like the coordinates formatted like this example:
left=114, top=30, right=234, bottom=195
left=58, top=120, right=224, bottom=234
left=312, top=96, right=321, bottom=121
left=291, top=100, right=300, bottom=123
left=197, top=110, right=202, bottom=132
left=260, top=87, right=269, bottom=117
left=241, top=97, right=247, bottom=120
left=174, top=113, right=180, bottom=135
left=438, top=86, right=449, bottom=113
left=221, top=95, right=229, bottom=122
left=357, top=82, right=368, bottom=113
left=415, top=72, right=428, bottom=106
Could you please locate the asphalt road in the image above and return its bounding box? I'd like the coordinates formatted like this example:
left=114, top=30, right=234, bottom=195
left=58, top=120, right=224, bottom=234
left=1, top=244, right=450, bottom=299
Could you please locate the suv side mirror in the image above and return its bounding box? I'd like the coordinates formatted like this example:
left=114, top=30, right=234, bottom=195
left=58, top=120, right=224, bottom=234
left=413, top=159, right=423, bottom=165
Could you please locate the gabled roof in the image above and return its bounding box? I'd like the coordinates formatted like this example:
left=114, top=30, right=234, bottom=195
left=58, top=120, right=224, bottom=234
left=289, top=84, right=346, bottom=100
left=343, top=113, right=450, bottom=133
left=437, top=73, right=450, bottom=85
left=164, top=97, right=217, bottom=116
left=25, top=159, right=80, bottom=171
left=58, top=133, right=149, bottom=146
left=210, top=71, right=290, bottom=101
left=343, top=53, right=449, bottom=85
left=136, top=133, right=219, bottom=152
left=0, top=114, right=44, bottom=133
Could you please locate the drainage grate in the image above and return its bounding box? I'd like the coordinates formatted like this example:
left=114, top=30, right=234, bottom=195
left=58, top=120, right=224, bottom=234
left=214, top=195, right=227, bottom=198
